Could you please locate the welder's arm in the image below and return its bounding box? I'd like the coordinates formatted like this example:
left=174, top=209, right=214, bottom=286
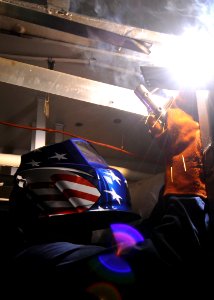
left=147, top=109, right=201, bottom=155
left=146, top=114, right=165, bottom=138
left=146, top=114, right=170, bottom=151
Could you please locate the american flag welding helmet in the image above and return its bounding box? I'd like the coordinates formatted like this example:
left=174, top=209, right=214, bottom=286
left=10, top=138, right=139, bottom=233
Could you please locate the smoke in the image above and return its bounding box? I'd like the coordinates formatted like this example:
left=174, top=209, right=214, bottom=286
left=68, top=1, right=214, bottom=89
left=70, top=0, right=146, bottom=28
left=94, top=0, right=109, bottom=18
left=69, top=0, right=85, bottom=12
left=165, top=0, right=199, bottom=17
left=165, top=0, right=214, bottom=31
left=165, top=0, right=211, bottom=17
left=68, top=0, right=146, bottom=89
left=69, top=0, right=214, bottom=34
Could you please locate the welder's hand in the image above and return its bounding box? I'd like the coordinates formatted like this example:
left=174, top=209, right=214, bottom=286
left=146, top=114, right=165, bottom=139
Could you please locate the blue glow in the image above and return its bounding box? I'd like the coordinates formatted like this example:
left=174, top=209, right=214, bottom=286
left=98, top=253, right=131, bottom=273
left=110, top=223, right=144, bottom=254
left=96, top=224, right=144, bottom=275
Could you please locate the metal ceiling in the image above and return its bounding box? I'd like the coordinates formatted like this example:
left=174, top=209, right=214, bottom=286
left=0, top=0, right=213, bottom=187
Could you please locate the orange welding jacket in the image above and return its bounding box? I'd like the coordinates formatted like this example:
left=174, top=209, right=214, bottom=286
left=147, top=107, right=207, bottom=199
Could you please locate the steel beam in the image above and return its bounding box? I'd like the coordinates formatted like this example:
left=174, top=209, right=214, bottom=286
left=0, top=57, right=147, bottom=115
left=0, top=0, right=173, bottom=53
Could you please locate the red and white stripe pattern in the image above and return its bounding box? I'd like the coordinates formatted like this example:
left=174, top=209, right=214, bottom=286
left=22, top=168, right=101, bottom=214
left=51, top=173, right=100, bottom=209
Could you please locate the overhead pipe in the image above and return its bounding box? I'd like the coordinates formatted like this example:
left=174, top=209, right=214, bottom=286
left=0, top=53, right=139, bottom=76
left=0, top=154, right=21, bottom=167
left=0, top=54, right=90, bottom=64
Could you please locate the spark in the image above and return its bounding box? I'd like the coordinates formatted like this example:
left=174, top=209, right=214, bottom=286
left=170, top=166, right=173, bottom=182
left=182, top=155, right=187, bottom=172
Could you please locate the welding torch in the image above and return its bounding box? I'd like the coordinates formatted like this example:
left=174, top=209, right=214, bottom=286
left=134, top=84, right=166, bottom=124
left=134, top=84, right=174, bottom=124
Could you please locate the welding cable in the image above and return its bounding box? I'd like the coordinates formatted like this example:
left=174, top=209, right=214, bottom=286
left=0, top=120, right=137, bottom=157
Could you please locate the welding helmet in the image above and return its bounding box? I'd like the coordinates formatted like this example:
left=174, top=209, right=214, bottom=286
left=9, top=138, right=139, bottom=241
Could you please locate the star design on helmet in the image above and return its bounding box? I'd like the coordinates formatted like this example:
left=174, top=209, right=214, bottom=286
left=49, top=152, right=68, bottom=160
left=103, top=170, right=121, bottom=185
left=104, top=188, right=122, bottom=204
left=26, top=160, right=41, bottom=167
left=98, top=206, right=105, bottom=210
